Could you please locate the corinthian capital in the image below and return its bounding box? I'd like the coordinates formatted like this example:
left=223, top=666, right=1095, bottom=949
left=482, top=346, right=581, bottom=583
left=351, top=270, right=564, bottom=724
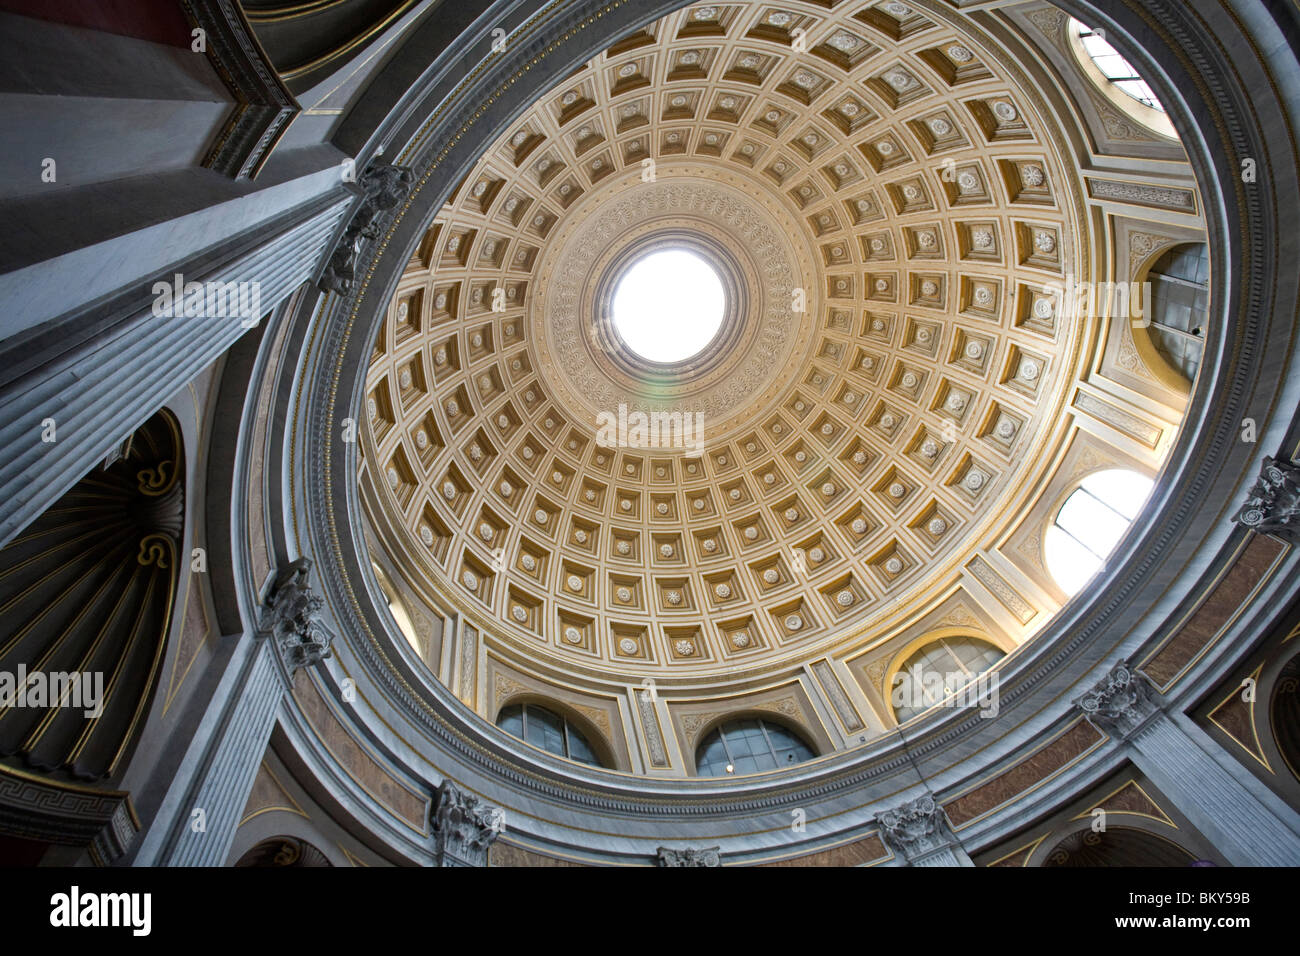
left=1075, top=661, right=1159, bottom=740
left=655, top=846, right=721, bottom=867
left=876, top=794, right=956, bottom=863
left=432, top=780, right=504, bottom=867
left=320, top=161, right=415, bottom=297
left=1234, top=456, right=1300, bottom=542
left=262, top=557, right=332, bottom=674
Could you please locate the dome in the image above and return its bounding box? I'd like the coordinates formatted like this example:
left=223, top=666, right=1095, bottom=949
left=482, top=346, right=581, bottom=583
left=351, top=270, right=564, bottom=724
left=360, top=0, right=1158, bottom=741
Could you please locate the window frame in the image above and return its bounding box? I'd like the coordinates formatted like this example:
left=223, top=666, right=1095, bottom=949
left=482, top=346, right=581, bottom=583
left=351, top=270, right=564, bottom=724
left=1066, top=18, right=1176, bottom=140
left=888, top=633, right=1007, bottom=725
left=496, top=701, right=606, bottom=768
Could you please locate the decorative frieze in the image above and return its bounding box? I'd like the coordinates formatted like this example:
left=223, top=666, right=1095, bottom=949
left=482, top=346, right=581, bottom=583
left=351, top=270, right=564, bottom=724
left=967, top=555, right=1035, bottom=623
left=812, top=660, right=864, bottom=732
left=1088, top=179, right=1196, bottom=211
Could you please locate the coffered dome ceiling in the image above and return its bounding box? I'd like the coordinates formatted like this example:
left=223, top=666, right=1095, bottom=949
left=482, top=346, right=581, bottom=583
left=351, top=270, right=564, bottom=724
left=359, top=1, right=1184, bottom=699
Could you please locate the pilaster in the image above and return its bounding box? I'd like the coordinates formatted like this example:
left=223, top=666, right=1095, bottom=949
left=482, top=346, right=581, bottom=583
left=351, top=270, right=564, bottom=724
left=1076, top=661, right=1300, bottom=866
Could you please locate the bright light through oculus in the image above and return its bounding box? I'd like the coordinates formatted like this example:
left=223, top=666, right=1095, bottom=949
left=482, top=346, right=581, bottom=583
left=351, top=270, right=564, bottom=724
left=612, top=249, right=726, bottom=363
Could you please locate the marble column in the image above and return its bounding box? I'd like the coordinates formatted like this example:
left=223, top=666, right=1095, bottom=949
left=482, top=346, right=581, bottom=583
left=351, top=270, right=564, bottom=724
left=1077, top=661, right=1300, bottom=866
left=876, top=794, right=973, bottom=867
left=0, top=194, right=350, bottom=549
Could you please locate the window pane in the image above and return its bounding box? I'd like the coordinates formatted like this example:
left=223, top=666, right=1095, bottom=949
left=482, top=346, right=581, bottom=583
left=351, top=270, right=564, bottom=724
left=565, top=723, right=599, bottom=766
left=892, top=638, right=1004, bottom=723
left=695, top=720, right=813, bottom=775
left=1046, top=524, right=1103, bottom=595
left=1082, top=470, right=1154, bottom=521
left=1057, top=490, right=1130, bottom=557
left=524, top=705, right=565, bottom=757
left=497, top=705, right=524, bottom=738
left=1075, top=20, right=1166, bottom=113
left=732, top=755, right=762, bottom=775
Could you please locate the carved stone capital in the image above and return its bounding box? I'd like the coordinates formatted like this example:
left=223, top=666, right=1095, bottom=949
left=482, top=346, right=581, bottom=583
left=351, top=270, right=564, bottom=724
left=1075, top=661, right=1159, bottom=740
left=261, top=557, right=332, bottom=674
left=320, top=162, right=415, bottom=297
left=876, top=794, right=957, bottom=863
left=1234, top=456, right=1300, bottom=542
left=431, top=780, right=503, bottom=867
left=655, top=846, right=721, bottom=867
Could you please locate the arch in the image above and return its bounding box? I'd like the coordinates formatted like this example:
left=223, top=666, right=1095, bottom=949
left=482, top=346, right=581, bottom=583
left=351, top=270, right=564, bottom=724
left=235, top=836, right=333, bottom=867
left=1269, top=651, right=1300, bottom=786
left=1129, top=242, right=1211, bottom=392
left=883, top=630, right=1010, bottom=726
left=691, top=713, right=818, bottom=778
left=1040, top=824, right=1198, bottom=867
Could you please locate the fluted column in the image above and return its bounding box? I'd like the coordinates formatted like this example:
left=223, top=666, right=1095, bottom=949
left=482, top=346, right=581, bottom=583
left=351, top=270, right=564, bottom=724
left=1077, top=662, right=1300, bottom=866
left=163, top=636, right=285, bottom=866
left=876, top=794, right=973, bottom=867
left=0, top=193, right=350, bottom=550
left=147, top=559, right=333, bottom=866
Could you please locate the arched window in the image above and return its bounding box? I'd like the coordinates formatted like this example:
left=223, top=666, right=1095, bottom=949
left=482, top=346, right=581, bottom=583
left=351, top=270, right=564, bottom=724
left=1074, top=20, right=1164, bottom=111
left=1068, top=18, right=1175, bottom=139
left=1046, top=469, right=1155, bottom=596
left=1145, top=243, right=1209, bottom=384
left=496, top=703, right=604, bottom=767
left=694, top=717, right=814, bottom=776
left=891, top=637, right=1004, bottom=724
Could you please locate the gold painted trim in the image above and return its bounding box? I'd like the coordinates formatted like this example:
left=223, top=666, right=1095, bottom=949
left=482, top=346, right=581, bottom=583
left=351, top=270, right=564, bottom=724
left=245, top=0, right=350, bottom=22
left=238, top=761, right=311, bottom=825
left=1068, top=779, right=1179, bottom=828
left=293, top=672, right=431, bottom=835
left=1206, top=663, right=1274, bottom=772
left=946, top=719, right=1107, bottom=831
left=1140, top=535, right=1289, bottom=693
left=985, top=834, right=1046, bottom=867
left=280, top=1, right=420, bottom=81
